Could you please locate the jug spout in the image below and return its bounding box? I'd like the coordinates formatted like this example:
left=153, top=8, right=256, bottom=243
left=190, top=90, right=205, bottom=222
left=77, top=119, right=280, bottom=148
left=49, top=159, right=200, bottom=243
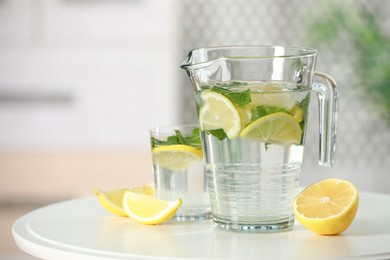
left=180, top=48, right=208, bottom=72
left=180, top=48, right=232, bottom=90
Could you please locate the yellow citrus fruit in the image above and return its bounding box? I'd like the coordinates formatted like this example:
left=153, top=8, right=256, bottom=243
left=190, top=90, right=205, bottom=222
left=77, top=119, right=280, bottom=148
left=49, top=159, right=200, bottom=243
left=289, top=105, right=304, bottom=123
left=293, top=178, right=359, bottom=235
left=122, top=191, right=182, bottom=225
left=248, top=85, right=297, bottom=110
left=151, top=144, right=202, bottom=172
left=238, top=107, right=252, bottom=128
left=240, top=112, right=302, bottom=145
left=94, top=183, right=155, bottom=217
left=199, top=91, right=242, bottom=139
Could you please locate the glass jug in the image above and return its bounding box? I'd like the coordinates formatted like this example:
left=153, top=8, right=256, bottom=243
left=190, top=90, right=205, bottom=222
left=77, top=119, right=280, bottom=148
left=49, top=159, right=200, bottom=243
left=181, top=46, right=338, bottom=232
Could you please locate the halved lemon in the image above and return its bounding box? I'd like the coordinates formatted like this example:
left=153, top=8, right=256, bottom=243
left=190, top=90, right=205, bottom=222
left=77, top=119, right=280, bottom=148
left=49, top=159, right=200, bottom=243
left=240, top=112, right=302, bottom=145
left=122, top=191, right=182, bottom=225
left=293, top=178, right=359, bottom=235
left=94, top=183, right=155, bottom=217
left=199, top=91, right=241, bottom=139
left=152, top=144, right=202, bottom=172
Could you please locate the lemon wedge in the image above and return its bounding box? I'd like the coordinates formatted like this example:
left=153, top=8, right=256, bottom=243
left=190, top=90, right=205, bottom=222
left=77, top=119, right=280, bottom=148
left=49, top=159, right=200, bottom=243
left=199, top=91, right=242, bottom=139
left=122, top=191, right=182, bottom=225
left=152, top=144, right=202, bottom=172
left=94, top=183, right=155, bottom=217
left=293, top=178, right=359, bottom=235
left=240, top=112, right=302, bottom=145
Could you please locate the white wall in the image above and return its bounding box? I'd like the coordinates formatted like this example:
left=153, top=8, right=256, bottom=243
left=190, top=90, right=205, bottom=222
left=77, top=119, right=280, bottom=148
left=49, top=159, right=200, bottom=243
left=0, top=0, right=181, bottom=151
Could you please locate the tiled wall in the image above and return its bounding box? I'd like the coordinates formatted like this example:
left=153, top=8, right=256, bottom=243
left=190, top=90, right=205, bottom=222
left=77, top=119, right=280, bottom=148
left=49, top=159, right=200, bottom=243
left=178, top=0, right=390, bottom=193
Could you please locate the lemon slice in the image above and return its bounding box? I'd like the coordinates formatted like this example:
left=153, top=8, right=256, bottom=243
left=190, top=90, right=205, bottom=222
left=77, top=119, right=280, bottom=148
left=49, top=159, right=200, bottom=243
left=122, top=191, right=182, bottom=225
left=248, top=85, right=296, bottom=110
left=152, top=144, right=202, bottom=172
left=289, top=105, right=304, bottom=123
left=238, top=107, right=252, bottom=128
left=240, top=112, right=302, bottom=145
left=199, top=91, right=241, bottom=139
left=293, top=178, right=359, bottom=235
left=94, top=183, right=155, bottom=217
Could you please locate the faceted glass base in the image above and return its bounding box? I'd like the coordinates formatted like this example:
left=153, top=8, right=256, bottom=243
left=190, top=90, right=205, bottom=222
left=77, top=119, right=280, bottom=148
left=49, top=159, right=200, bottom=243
left=213, top=217, right=295, bottom=232
left=169, top=210, right=212, bottom=222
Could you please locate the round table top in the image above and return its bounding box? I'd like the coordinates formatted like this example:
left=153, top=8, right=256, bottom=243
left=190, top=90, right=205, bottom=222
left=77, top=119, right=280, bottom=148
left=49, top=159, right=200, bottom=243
left=12, top=191, right=390, bottom=260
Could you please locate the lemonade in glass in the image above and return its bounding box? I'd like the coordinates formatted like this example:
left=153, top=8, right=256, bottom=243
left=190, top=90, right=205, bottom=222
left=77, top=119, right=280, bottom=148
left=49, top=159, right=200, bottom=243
left=150, top=125, right=211, bottom=221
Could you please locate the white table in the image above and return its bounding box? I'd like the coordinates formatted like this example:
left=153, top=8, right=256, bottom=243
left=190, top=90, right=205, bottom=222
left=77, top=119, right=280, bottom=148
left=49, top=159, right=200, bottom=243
left=13, top=192, right=390, bottom=259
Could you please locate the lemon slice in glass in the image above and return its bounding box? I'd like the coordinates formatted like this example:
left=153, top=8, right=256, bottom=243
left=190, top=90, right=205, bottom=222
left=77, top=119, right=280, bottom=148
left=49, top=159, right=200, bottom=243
left=289, top=105, right=304, bottom=123
left=293, top=178, right=359, bottom=235
left=240, top=112, right=302, bottom=145
left=94, top=183, right=155, bottom=217
left=122, top=191, right=182, bottom=225
left=152, top=144, right=202, bottom=172
left=248, top=84, right=296, bottom=110
left=199, top=91, right=242, bottom=139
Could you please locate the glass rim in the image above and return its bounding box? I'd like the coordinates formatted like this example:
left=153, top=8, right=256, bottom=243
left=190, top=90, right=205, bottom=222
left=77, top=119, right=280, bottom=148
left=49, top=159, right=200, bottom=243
left=149, top=124, right=199, bottom=134
left=181, top=45, right=318, bottom=70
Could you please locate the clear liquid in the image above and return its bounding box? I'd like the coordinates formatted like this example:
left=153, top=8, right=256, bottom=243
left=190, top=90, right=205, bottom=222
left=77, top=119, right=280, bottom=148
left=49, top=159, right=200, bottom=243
left=153, top=161, right=211, bottom=221
left=202, top=133, right=302, bottom=231
left=196, top=81, right=309, bottom=231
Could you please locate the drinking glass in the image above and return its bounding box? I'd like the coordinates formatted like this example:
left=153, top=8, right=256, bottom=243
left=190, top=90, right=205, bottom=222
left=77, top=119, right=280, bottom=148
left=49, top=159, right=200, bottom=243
left=150, top=125, right=211, bottom=221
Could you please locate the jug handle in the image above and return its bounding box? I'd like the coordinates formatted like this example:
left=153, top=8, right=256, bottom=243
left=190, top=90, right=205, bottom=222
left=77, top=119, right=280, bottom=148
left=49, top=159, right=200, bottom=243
left=312, top=72, right=339, bottom=167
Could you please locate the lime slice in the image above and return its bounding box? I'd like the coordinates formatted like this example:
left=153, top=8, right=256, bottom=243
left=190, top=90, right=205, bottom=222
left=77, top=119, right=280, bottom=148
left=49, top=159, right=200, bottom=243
left=122, top=191, right=182, bottom=225
left=240, top=112, right=302, bottom=145
left=199, top=91, right=241, bottom=139
left=152, top=144, right=202, bottom=172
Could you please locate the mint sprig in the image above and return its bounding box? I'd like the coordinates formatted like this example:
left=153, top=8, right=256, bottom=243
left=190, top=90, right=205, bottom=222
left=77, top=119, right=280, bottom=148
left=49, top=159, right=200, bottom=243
left=298, top=93, right=310, bottom=138
left=250, top=105, right=289, bottom=121
left=210, top=85, right=251, bottom=107
left=206, top=129, right=228, bottom=141
left=152, top=128, right=201, bottom=148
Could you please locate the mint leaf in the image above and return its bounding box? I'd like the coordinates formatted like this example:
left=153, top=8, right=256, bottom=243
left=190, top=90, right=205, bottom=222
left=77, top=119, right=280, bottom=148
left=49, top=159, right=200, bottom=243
left=298, top=93, right=310, bottom=113
left=186, top=128, right=202, bottom=148
left=206, top=129, right=228, bottom=141
left=152, top=128, right=202, bottom=148
left=211, top=86, right=251, bottom=107
left=298, top=93, right=311, bottom=136
left=250, top=105, right=289, bottom=121
left=175, top=130, right=189, bottom=145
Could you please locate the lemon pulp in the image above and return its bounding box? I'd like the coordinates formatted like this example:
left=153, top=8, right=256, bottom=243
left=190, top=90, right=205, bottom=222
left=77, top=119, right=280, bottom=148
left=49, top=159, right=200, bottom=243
left=122, top=191, right=182, bottom=225
left=199, top=91, right=242, bottom=139
left=151, top=144, right=202, bottom=172
left=293, top=178, right=359, bottom=235
left=94, top=183, right=155, bottom=216
left=240, top=112, right=302, bottom=145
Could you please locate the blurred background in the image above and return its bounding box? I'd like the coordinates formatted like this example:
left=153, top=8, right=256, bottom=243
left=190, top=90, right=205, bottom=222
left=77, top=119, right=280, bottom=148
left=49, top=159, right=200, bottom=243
left=1, top=0, right=389, bottom=258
